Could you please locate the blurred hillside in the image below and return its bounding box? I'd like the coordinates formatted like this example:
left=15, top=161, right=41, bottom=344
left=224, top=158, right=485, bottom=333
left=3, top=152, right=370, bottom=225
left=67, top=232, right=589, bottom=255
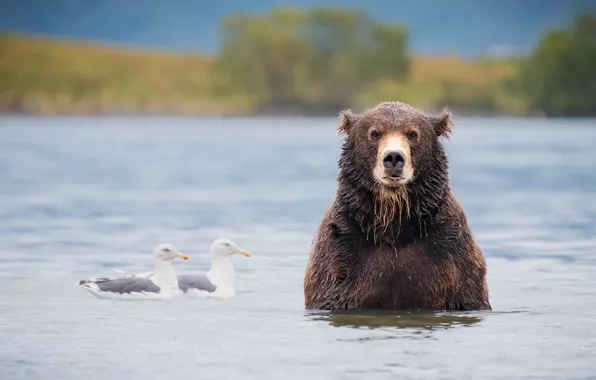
left=0, top=7, right=595, bottom=117
left=0, top=34, right=218, bottom=115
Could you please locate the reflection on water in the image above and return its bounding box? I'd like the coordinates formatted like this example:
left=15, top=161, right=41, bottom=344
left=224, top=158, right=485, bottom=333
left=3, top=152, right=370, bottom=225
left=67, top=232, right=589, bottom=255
left=309, top=310, right=483, bottom=330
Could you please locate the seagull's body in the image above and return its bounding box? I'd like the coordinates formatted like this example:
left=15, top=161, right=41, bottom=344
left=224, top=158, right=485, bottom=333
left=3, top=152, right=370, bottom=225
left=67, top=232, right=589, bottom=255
left=115, top=238, right=250, bottom=299
left=77, top=243, right=189, bottom=300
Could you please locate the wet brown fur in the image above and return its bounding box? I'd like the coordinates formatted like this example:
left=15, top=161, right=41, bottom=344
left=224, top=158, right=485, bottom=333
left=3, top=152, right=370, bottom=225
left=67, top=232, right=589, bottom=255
left=370, top=186, right=409, bottom=243
left=304, top=101, right=491, bottom=311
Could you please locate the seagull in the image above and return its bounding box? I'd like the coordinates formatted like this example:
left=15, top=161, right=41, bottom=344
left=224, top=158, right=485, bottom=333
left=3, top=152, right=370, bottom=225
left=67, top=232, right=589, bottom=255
left=77, top=243, right=189, bottom=300
left=114, top=238, right=251, bottom=299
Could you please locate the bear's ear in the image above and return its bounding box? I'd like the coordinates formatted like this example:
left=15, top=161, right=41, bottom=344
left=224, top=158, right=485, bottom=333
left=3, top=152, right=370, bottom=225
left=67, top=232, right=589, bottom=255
left=337, top=109, right=359, bottom=136
left=429, top=107, right=454, bottom=138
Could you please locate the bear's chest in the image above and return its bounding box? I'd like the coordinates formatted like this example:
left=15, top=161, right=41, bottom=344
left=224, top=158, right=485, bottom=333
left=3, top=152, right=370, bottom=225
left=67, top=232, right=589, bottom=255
left=349, top=241, right=451, bottom=309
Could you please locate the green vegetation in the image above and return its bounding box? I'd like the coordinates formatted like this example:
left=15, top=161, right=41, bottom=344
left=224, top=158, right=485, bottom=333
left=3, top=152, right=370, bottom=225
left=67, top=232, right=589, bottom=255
left=211, top=7, right=409, bottom=113
left=521, top=12, right=596, bottom=117
left=0, top=8, right=594, bottom=116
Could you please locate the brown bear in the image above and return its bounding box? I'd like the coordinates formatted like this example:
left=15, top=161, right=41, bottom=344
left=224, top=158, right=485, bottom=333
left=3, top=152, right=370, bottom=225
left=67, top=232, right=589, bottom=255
left=304, top=101, right=491, bottom=311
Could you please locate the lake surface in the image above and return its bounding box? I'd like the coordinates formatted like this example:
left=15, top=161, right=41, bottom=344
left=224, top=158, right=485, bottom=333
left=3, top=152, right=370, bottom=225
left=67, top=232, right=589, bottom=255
left=0, top=116, right=595, bottom=380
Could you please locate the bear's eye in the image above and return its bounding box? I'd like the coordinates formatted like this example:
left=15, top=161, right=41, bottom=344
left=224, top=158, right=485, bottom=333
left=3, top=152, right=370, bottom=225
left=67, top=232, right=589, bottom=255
left=406, top=130, right=419, bottom=141
left=369, top=129, right=381, bottom=141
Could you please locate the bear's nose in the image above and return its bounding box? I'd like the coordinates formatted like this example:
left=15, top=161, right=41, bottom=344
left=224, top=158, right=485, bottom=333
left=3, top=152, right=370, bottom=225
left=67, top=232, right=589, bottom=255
left=383, top=150, right=406, bottom=171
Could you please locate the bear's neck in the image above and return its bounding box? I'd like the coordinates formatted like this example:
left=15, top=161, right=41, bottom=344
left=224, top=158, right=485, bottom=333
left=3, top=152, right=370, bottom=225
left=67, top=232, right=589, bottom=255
left=337, top=148, right=450, bottom=245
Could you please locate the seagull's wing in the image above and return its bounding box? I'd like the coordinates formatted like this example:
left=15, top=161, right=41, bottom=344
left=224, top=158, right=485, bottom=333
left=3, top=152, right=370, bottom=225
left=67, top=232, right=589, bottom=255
left=177, top=273, right=217, bottom=293
left=78, top=277, right=160, bottom=294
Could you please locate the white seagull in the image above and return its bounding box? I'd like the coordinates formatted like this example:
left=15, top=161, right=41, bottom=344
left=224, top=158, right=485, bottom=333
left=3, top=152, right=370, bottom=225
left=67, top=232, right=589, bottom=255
left=77, top=243, right=189, bottom=300
left=114, top=238, right=251, bottom=299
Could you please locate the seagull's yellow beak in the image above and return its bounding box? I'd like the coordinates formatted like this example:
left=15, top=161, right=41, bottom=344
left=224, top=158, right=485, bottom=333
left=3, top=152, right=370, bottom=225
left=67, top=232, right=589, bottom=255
left=177, top=253, right=189, bottom=260
left=237, top=248, right=251, bottom=258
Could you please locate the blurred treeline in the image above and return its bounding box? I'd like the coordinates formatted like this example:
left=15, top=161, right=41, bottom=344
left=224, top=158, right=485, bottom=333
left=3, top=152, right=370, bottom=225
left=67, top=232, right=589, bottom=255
left=0, top=7, right=594, bottom=117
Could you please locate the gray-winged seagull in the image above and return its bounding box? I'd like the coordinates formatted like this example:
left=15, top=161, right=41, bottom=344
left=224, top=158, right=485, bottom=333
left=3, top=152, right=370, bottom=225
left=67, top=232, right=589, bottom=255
left=77, top=243, right=189, bottom=300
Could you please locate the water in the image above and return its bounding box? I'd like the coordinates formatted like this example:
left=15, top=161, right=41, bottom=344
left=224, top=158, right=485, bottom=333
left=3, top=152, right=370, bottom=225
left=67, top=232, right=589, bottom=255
left=0, top=116, right=595, bottom=380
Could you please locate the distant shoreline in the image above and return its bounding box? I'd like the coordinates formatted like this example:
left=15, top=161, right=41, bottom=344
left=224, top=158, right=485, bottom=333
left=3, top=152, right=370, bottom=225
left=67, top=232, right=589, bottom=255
left=0, top=106, right=552, bottom=118
left=3, top=31, right=595, bottom=120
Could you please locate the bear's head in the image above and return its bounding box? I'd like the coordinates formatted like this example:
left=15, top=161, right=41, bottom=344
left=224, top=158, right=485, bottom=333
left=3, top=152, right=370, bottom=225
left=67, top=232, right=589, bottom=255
left=337, top=101, right=453, bottom=232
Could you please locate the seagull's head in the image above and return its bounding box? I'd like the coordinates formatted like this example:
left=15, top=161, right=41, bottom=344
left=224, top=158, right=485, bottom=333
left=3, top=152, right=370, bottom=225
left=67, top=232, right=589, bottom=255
left=211, top=238, right=251, bottom=258
left=154, top=243, right=189, bottom=262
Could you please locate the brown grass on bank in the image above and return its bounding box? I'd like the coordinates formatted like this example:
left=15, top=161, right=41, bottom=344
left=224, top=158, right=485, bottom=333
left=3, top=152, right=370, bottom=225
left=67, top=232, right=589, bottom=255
left=0, top=33, right=227, bottom=115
